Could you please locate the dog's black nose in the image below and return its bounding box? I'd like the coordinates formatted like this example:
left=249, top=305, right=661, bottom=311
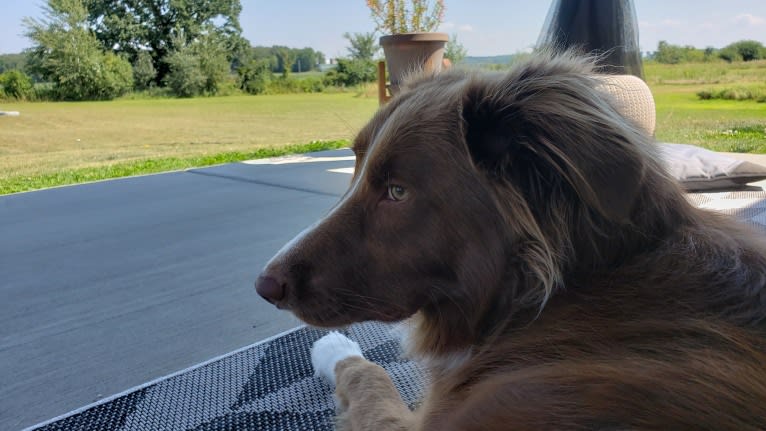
left=255, top=275, right=285, bottom=304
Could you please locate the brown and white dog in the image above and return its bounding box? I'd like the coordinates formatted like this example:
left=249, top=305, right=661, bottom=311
left=255, top=53, right=766, bottom=430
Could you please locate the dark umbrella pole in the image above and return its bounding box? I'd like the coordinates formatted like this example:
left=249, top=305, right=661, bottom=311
left=538, top=0, right=644, bottom=79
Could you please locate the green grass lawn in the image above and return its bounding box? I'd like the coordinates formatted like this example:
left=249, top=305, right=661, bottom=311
left=0, top=92, right=378, bottom=194
left=1, top=61, right=764, bottom=195
left=652, top=85, right=766, bottom=152
left=646, top=60, right=766, bottom=153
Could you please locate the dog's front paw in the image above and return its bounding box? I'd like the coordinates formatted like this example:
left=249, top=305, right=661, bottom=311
left=311, top=331, right=363, bottom=385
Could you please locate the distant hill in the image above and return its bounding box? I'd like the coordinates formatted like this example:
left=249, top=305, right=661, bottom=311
left=462, top=55, right=516, bottom=66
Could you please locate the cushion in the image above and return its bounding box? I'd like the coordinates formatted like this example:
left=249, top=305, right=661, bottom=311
left=659, top=143, right=766, bottom=191
left=596, top=74, right=656, bottom=137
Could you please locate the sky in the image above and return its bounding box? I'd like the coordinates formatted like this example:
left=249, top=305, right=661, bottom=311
left=1, top=1, right=765, bottom=58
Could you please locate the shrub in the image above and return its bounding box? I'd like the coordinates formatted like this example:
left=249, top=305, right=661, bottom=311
left=718, top=47, right=743, bottom=63
left=47, top=48, right=133, bottom=101
left=696, top=85, right=766, bottom=102
left=133, top=50, right=157, bottom=91
left=324, top=59, right=376, bottom=87
left=99, top=52, right=134, bottom=99
left=238, top=59, right=272, bottom=94
left=264, top=76, right=325, bottom=94
left=163, top=33, right=232, bottom=97
left=0, top=69, right=34, bottom=100
left=196, top=35, right=231, bottom=95
left=299, top=76, right=325, bottom=93
left=32, top=82, right=56, bottom=101
left=164, top=49, right=206, bottom=97
left=653, top=41, right=714, bottom=64
left=267, top=76, right=300, bottom=93
left=444, top=33, right=467, bottom=64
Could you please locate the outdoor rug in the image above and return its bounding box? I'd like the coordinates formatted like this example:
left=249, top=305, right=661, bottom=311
left=26, top=190, right=766, bottom=431
left=27, top=322, right=426, bottom=431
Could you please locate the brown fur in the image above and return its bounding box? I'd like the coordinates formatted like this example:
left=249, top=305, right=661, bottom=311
left=257, top=53, right=766, bottom=430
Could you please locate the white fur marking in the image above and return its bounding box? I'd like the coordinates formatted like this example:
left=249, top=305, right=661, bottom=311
left=264, top=152, right=366, bottom=271
left=311, top=332, right=363, bottom=385
left=396, top=321, right=472, bottom=372
left=263, top=221, right=317, bottom=270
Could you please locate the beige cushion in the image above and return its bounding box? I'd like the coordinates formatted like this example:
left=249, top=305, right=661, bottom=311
left=594, top=75, right=766, bottom=190
left=660, top=143, right=766, bottom=191
left=596, top=74, right=656, bottom=137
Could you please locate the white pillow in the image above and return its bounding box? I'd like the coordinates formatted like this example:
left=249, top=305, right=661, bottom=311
left=659, top=143, right=766, bottom=191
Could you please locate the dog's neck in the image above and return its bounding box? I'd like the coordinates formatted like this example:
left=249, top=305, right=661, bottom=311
left=400, top=313, right=474, bottom=373
left=403, top=283, right=534, bottom=363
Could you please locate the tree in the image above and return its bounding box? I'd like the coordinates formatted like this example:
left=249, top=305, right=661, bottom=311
left=164, top=32, right=231, bottom=97
left=132, top=50, right=156, bottom=90
left=721, top=40, right=765, bottom=62
left=164, top=48, right=205, bottom=97
left=703, top=47, right=716, bottom=60
left=718, top=46, right=742, bottom=63
left=324, top=58, right=376, bottom=87
left=274, top=47, right=296, bottom=78
left=196, top=33, right=231, bottom=94
left=238, top=58, right=272, bottom=94
left=654, top=40, right=683, bottom=64
left=85, top=0, right=243, bottom=85
left=24, top=0, right=133, bottom=100
left=343, top=32, right=379, bottom=61
left=247, top=46, right=324, bottom=74
left=444, top=33, right=467, bottom=64
left=251, top=46, right=279, bottom=71
left=294, top=47, right=324, bottom=72
left=0, top=53, right=28, bottom=74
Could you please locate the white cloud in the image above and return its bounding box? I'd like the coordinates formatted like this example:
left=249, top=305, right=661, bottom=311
left=458, top=24, right=474, bottom=32
left=734, top=13, right=766, bottom=26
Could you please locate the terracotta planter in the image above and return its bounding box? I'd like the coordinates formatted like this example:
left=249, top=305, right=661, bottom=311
left=380, top=32, right=449, bottom=94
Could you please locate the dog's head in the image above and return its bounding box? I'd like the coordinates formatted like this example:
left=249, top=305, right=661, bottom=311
left=256, top=53, right=675, bottom=335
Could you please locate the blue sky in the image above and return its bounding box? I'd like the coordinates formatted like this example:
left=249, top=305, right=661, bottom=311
left=1, top=1, right=765, bottom=57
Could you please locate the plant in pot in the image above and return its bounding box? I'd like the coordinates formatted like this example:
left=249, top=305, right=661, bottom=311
left=367, top=0, right=448, bottom=94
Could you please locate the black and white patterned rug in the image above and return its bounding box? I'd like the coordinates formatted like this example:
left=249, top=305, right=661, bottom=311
left=27, top=322, right=427, bottom=431
left=687, top=191, right=766, bottom=228
left=26, top=190, right=766, bottom=431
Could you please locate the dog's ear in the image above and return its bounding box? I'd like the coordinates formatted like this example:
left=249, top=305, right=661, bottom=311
left=460, top=63, right=647, bottom=222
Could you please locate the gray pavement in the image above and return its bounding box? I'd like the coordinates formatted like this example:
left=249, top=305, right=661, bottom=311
left=0, top=149, right=355, bottom=430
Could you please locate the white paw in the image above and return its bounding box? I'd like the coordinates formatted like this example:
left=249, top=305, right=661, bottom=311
left=311, top=331, right=363, bottom=385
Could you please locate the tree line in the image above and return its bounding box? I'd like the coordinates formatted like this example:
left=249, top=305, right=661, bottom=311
left=0, top=0, right=473, bottom=101
left=650, top=40, right=766, bottom=64
left=0, top=0, right=329, bottom=100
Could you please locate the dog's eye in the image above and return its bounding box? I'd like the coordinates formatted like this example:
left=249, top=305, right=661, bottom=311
left=387, top=184, right=408, bottom=201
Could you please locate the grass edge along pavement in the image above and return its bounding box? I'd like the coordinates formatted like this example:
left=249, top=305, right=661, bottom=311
left=0, top=139, right=349, bottom=195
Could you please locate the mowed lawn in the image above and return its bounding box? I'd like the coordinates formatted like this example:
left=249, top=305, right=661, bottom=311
left=1, top=60, right=764, bottom=194
left=646, top=60, right=766, bottom=152
left=0, top=93, right=378, bottom=194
